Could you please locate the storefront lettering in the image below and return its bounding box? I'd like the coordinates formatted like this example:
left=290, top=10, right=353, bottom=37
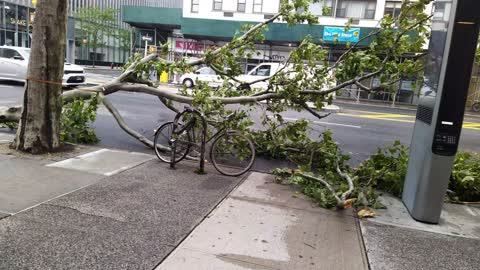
left=269, top=54, right=286, bottom=61
left=175, top=40, right=214, bottom=54
left=8, top=18, right=28, bottom=27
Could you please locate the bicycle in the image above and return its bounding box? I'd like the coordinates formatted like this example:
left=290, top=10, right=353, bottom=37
left=153, top=106, right=256, bottom=176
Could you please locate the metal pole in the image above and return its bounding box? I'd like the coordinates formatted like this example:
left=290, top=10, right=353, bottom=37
left=130, top=27, right=134, bottom=59
left=144, top=40, right=148, bottom=57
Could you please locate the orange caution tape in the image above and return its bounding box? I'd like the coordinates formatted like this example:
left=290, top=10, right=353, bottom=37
left=25, top=77, right=102, bottom=93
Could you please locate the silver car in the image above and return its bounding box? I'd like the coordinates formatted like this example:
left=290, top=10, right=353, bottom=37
left=0, top=46, right=86, bottom=86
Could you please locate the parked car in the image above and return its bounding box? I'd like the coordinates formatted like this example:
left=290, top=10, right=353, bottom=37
left=0, top=46, right=86, bottom=87
left=180, top=62, right=336, bottom=99
left=180, top=67, right=223, bottom=88
left=236, top=62, right=285, bottom=90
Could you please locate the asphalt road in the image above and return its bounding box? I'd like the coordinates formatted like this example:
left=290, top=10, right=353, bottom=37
left=1, top=81, right=479, bottom=168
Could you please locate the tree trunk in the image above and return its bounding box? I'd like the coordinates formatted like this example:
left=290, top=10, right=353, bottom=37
left=14, top=0, right=67, bottom=154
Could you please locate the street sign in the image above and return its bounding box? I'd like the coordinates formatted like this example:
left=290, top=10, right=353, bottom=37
left=142, top=36, right=153, bottom=42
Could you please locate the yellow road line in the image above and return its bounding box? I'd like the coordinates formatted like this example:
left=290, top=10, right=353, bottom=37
left=338, top=112, right=480, bottom=130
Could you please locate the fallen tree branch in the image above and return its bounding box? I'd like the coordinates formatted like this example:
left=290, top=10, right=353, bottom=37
left=299, top=102, right=331, bottom=120
left=337, top=162, right=355, bottom=201
left=158, top=96, right=180, bottom=113
left=102, top=96, right=155, bottom=149
left=296, top=171, right=343, bottom=207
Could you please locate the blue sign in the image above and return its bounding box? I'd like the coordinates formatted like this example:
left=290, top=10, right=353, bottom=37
left=323, top=27, right=361, bottom=43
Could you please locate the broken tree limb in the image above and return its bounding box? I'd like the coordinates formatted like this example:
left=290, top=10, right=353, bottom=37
left=102, top=96, right=155, bottom=149
left=296, top=171, right=343, bottom=207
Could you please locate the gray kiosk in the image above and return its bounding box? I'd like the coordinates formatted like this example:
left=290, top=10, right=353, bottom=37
left=403, top=0, right=480, bottom=224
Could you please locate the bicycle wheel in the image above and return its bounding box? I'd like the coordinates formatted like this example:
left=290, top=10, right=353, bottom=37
left=154, top=121, right=191, bottom=163
left=210, top=130, right=255, bottom=176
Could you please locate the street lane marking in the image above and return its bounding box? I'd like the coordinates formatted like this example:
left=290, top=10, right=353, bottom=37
left=312, top=121, right=362, bottom=129
left=270, top=116, right=362, bottom=129
left=339, top=111, right=480, bottom=131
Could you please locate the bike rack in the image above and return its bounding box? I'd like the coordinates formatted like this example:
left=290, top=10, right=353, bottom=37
left=170, top=108, right=208, bottom=173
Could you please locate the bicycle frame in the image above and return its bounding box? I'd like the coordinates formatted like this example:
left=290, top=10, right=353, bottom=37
left=170, top=107, right=209, bottom=172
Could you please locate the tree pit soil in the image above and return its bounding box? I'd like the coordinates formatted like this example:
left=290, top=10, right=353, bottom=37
left=0, top=142, right=100, bottom=163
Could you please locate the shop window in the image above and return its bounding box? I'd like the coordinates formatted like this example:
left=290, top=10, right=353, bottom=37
left=17, top=5, right=27, bottom=32
left=237, top=0, right=246, bottom=12
left=29, top=7, right=35, bottom=32
left=5, top=2, right=16, bottom=30
left=213, top=0, right=222, bottom=11
left=253, top=0, right=263, bottom=13
left=0, top=30, right=5, bottom=46
left=0, top=1, right=4, bottom=29
left=5, top=30, right=14, bottom=46
left=191, top=0, right=199, bottom=13
left=336, top=0, right=376, bottom=19
left=18, top=31, right=28, bottom=47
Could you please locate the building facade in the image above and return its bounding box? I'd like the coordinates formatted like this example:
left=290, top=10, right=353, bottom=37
left=123, top=0, right=433, bottom=105
left=0, top=0, right=182, bottom=65
left=69, top=0, right=182, bottom=65
left=0, top=0, right=35, bottom=48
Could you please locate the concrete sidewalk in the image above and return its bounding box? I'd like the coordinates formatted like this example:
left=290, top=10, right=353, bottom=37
left=361, top=195, right=480, bottom=270
left=1, top=136, right=479, bottom=269
left=0, top=141, right=244, bottom=269
left=157, top=172, right=369, bottom=270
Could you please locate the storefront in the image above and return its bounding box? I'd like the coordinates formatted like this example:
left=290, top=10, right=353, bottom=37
left=0, top=1, right=34, bottom=48
left=0, top=0, right=77, bottom=63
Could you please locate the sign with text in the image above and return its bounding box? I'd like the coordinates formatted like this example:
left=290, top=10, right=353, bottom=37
left=142, top=36, right=153, bottom=42
left=175, top=40, right=215, bottom=54
left=323, top=27, right=361, bottom=43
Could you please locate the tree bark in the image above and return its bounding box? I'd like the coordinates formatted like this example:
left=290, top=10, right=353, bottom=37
left=14, top=0, right=67, bottom=154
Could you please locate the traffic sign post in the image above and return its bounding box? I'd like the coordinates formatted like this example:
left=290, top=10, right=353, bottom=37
left=142, top=36, right=153, bottom=57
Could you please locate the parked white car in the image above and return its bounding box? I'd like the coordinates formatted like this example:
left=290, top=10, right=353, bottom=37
left=180, top=63, right=284, bottom=89
left=180, top=67, right=223, bottom=88
left=236, top=62, right=285, bottom=90
left=180, top=62, right=336, bottom=99
left=0, top=46, right=86, bottom=87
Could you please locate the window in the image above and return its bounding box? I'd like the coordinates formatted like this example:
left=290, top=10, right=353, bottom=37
left=237, top=0, right=246, bottom=12
left=385, top=1, right=402, bottom=18
left=17, top=5, right=27, bottom=32
left=336, top=0, right=376, bottom=19
left=0, top=1, right=4, bottom=29
left=197, top=67, right=216, bottom=75
left=309, top=0, right=335, bottom=16
left=251, top=65, right=271, bottom=76
left=191, top=0, right=199, bottom=13
left=213, top=0, right=222, bottom=11
left=253, top=0, right=263, bottom=13
left=0, top=48, right=22, bottom=59
left=5, top=2, right=16, bottom=30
